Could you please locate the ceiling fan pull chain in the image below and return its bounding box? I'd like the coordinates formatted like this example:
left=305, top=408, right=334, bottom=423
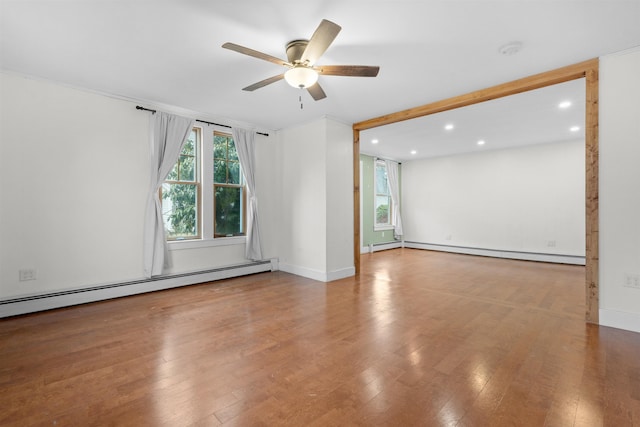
left=299, top=94, right=303, bottom=110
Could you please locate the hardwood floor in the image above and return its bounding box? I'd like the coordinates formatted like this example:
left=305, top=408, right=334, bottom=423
left=2, top=249, right=640, bottom=426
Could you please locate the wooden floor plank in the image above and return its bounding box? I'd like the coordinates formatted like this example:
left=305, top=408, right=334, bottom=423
left=1, top=248, right=640, bottom=426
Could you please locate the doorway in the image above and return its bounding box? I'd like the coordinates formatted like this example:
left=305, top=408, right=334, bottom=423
left=352, top=59, right=599, bottom=323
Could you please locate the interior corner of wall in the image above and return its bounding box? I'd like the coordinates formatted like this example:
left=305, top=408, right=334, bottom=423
left=327, top=266, right=356, bottom=282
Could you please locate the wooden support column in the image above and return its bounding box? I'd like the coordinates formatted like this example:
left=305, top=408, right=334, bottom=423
left=585, top=64, right=600, bottom=323
left=353, top=129, right=360, bottom=274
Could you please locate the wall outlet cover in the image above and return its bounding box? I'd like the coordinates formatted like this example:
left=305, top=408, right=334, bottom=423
left=19, top=269, right=37, bottom=281
left=623, top=273, right=640, bottom=289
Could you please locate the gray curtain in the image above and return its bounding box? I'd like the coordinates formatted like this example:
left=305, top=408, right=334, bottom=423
left=143, top=112, right=195, bottom=277
left=385, top=159, right=404, bottom=240
left=232, top=128, right=263, bottom=260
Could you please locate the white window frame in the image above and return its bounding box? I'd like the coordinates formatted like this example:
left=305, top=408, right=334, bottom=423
left=161, top=127, right=202, bottom=241
left=168, top=124, right=247, bottom=251
left=374, top=159, right=394, bottom=231
left=213, top=131, right=246, bottom=238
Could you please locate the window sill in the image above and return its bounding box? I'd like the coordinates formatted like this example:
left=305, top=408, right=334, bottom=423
left=168, top=236, right=246, bottom=251
left=374, top=225, right=395, bottom=231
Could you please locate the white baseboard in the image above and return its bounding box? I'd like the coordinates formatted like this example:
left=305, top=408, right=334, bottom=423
left=327, top=266, right=356, bottom=281
left=599, top=308, right=640, bottom=334
left=278, top=263, right=325, bottom=282
left=0, top=260, right=274, bottom=318
left=279, top=262, right=355, bottom=282
left=404, top=241, right=585, bottom=265
left=361, top=241, right=403, bottom=254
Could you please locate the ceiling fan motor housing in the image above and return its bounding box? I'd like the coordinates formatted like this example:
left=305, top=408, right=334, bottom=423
left=286, top=40, right=309, bottom=64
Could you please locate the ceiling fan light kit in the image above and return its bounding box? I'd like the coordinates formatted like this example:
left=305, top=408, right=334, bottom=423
left=222, top=19, right=380, bottom=101
left=284, top=66, right=318, bottom=88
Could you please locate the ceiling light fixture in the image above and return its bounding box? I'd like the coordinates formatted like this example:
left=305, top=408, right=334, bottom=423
left=445, top=124, right=454, bottom=130
left=284, top=66, right=319, bottom=88
left=411, top=150, right=417, bottom=155
left=371, top=139, right=379, bottom=144
left=477, top=140, right=486, bottom=146
left=559, top=101, right=572, bottom=109
left=570, top=126, right=580, bottom=132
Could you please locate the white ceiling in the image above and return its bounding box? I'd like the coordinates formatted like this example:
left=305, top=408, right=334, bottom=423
left=361, top=78, right=586, bottom=161
left=1, top=1, right=639, bottom=135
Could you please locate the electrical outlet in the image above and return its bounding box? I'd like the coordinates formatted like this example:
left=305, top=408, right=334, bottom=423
left=547, top=240, right=556, bottom=247
left=624, top=273, right=640, bottom=289
left=446, top=235, right=452, bottom=241
left=19, top=269, right=37, bottom=281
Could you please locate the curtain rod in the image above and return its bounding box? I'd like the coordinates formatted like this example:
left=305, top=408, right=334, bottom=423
left=135, top=106, right=269, bottom=137
left=374, top=156, right=402, bottom=165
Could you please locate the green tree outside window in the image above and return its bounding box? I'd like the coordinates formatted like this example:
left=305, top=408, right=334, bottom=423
left=214, top=133, right=244, bottom=237
left=161, top=129, right=200, bottom=239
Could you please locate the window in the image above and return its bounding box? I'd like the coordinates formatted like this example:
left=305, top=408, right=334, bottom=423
left=161, top=128, right=200, bottom=240
left=374, top=159, right=392, bottom=229
left=161, top=127, right=245, bottom=243
left=213, top=132, right=245, bottom=237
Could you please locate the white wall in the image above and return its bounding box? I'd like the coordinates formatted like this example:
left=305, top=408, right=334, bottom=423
left=278, top=119, right=328, bottom=275
left=402, top=140, right=585, bottom=257
left=599, top=47, right=640, bottom=332
left=325, top=118, right=354, bottom=275
left=277, top=117, right=354, bottom=281
left=0, top=73, right=276, bottom=300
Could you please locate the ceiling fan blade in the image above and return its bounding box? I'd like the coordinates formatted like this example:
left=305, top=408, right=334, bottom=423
left=317, top=65, right=380, bottom=77
left=307, top=82, right=327, bottom=101
left=301, top=19, right=341, bottom=65
left=222, top=42, right=292, bottom=67
left=242, top=74, right=285, bottom=91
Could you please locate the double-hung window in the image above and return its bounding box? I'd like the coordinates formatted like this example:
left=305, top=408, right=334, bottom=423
left=161, top=127, right=245, bottom=243
left=374, top=159, right=392, bottom=229
left=161, top=128, right=201, bottom=240
left=213, top=132, right=245, bottom=237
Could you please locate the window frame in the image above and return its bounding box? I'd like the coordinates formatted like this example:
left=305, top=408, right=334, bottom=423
left=164, top=125, right=247, bottom=250
left=374, top=159, right=394, bottom=231
left=213, top=131, right=246, bottom=238
left=160, top=127, right=202, bottom=241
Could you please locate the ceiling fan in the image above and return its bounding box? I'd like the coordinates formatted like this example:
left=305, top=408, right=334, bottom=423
left=222, top=19, right=380, bottom=101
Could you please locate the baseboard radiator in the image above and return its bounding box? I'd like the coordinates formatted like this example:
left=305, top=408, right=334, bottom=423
left=361, top=241, right=403, bottom=254
left=404, top=241, right=586, bottom=265
left=0, top=260, right=275, bottom=318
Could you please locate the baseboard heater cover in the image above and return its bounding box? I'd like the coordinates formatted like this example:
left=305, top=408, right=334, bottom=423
left=0, top=260, right=274, bottom=318
left=361, top=241, right=403, bottom=254
left=404, top=241, right=586, bottom=265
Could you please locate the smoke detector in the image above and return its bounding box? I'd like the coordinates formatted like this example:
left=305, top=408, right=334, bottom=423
left=498, top=41, right=523, bottom=56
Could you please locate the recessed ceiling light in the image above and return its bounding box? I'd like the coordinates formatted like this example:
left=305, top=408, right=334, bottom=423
left=477, top=140, right=486, bottom=146
left=559, top=101, right=572, bottom=109
left=570, top=126, right=580, bottom=132
left=411, top=150, right=417, bottom=155
left=445, top=123, right=454, bottom=131
left=371, top=139, right=379, bottom=144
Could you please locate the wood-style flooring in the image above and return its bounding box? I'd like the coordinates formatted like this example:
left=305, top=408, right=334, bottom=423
left=2, top=249, right=640, bottom=426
